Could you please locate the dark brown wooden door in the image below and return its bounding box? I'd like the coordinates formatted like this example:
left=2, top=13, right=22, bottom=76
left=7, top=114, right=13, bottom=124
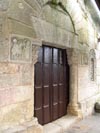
left=34, top=45, right=69, bottom=125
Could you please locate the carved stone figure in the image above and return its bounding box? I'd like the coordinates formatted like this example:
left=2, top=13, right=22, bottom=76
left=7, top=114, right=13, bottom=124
left=10, top=37, right=31, bottom=62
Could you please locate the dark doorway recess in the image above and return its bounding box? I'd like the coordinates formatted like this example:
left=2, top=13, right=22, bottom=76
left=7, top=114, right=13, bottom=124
left=34, top=45, right=69, bottom=125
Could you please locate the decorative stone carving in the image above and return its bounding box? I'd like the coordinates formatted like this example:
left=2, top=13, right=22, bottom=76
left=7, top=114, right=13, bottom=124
left=89, top=49, right=96, bottom=81
left=32, top=45, right=40, bottom=64
left=10, top=37, right=32, bottom=62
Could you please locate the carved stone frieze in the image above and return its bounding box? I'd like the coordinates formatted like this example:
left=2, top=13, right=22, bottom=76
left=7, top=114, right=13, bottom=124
left=10, top=37, right=32, bottom=62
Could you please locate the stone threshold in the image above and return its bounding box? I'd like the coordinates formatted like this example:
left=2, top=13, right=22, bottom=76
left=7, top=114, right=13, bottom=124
left=43, top=115, right=79, bottom=133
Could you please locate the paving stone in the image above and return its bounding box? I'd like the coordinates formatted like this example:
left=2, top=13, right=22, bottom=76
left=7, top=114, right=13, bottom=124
left=65, top=113, right=100, bottom=133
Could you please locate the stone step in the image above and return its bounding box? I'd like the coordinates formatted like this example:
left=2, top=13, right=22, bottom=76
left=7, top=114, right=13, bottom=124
left=43, top=115, right=78, bottom=133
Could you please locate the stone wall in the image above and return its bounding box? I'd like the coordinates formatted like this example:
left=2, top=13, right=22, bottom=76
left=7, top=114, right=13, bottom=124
left=0, top=0, right=100, bottom=132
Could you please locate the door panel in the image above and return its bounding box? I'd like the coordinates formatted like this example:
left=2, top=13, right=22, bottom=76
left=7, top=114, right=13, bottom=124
left=34, top=45, right=69, bottom=125
left=44, top=46, right=51, bottom=63
left=53, top=48, right=58, bottom=64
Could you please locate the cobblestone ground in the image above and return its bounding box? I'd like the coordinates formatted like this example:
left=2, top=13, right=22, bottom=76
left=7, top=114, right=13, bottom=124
left=65, top=113, right=100, bottom=133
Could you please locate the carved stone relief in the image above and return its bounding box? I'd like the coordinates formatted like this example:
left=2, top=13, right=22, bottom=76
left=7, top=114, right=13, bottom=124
left=89, top=49, right=96, bottom=81
left=32, top=45, right=40, bottom=64
left=10, top=37, right=32, bottom=62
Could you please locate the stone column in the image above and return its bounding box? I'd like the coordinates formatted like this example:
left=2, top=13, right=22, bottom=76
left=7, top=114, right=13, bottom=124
left=67, top=48, right=82, bottom=117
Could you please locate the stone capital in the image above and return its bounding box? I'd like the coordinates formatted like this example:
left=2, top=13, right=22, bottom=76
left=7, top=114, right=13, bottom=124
left=66, top=48, right=79, bottom=65
left=32, top=39, right=42, bottom=64
left=32, top=45, right=40, bottom=64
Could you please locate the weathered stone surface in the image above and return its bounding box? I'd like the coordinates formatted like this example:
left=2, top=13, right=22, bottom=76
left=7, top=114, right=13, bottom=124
left=20, top=64, right=32, bottom=85
left=0, top=13, right=9, bottom=61
left=0, top=86, right=32, bottom=107
left=78, top=66, right=98, bottom=101
left=0, top=100, right=33, bottom=129
left=32, top=16, right=76, bottom=48
left=8, top=19, right=36, bottom=38
left=78, top=52, right=88, bottom=65
left=0, top=0, right=100, bottom=132
left=10, top=36, right=32, bottom=62
left=0, top=74, right=20, bottom=87
left=8, top=0, right=38, bottom=26
left=27, top=125, right=43, bottom=133
left=0, top=0, right=9, bottom=11
left=1, top=118, right=43, bottom=133
left=0, top=63, right=21, bottom=87
left=0, top=63, right=20, bottom=74
left=32, top=45, right=40, bottom=64
left=0, top=39, right=9, bottom=61
left=42, top=5, right=73, bottom=32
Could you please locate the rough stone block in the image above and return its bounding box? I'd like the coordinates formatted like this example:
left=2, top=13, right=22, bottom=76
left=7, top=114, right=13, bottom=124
left=0, top=74, right=20, bottom=87
left=0, top=88, right=14, bottom=107
left=0, top=63, right=20, bottom=74
left=0, top=100, right=33, bottom=126
left=27, top=125, right=43, bottom=133
left=20, top=64, right=32, bottom=85
left=8, top=0, right=39, bottom=26
left=0, top=39, right=9, bottom=61
left=8, top=19, right=36, bottom=38
left=0, top=0, right=9, bottom=11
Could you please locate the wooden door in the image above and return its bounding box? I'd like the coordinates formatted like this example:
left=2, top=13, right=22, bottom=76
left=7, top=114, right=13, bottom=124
left=34, top=45, right=69, bottom=125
